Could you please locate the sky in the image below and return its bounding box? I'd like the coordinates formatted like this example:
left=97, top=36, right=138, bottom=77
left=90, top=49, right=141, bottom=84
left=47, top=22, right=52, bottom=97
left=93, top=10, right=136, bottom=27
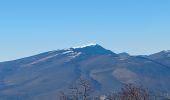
left=0, top=0, right=170, bottom=61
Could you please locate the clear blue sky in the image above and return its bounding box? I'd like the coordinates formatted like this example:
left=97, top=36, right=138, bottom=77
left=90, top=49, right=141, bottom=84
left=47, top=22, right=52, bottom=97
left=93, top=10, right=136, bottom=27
left=0, top=0, right=170, bottom=61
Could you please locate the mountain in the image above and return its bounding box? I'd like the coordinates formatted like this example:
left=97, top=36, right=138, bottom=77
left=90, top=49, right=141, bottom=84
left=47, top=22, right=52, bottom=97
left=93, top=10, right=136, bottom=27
left=148, top=50, right=170, bottom=59
left=147, top=50, right=170, bottom=67
left=118, top=52, right=130, bottom=57
left=71, top=43, right=116, bottom=55
left=0, top=44, right=170, bottom=100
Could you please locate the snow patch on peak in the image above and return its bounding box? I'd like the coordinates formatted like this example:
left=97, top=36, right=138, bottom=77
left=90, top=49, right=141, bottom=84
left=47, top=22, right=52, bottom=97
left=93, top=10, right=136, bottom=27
left=71, top=43, right=99, bottom=49
left=61, top=50, right=74, bottom=54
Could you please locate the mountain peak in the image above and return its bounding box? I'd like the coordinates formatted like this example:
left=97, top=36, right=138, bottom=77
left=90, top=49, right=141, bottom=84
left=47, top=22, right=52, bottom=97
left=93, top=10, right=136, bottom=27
left=162, top=50, right=170, bottom=53
left=71, top=43, right=99, bottom=49
left=70, top=43, right=116, bottom=55
left=118, top=52, right=130, bottom=57
left=148, top=50, right=170, bottom=59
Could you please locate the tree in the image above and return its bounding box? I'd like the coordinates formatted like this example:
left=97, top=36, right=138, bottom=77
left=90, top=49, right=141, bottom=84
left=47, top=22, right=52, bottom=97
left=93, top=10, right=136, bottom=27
left=119, top=84, right=150, bottom=100
left=59, top=77, right=92, bottom=100
left=59, top=91, right=68, bottom=100
left=78, top=77, right=92, bottom=100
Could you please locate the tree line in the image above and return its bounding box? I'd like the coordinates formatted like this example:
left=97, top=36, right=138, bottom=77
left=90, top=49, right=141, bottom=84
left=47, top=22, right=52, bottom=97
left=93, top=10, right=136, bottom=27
left=59, top=77, right=170, bottom=100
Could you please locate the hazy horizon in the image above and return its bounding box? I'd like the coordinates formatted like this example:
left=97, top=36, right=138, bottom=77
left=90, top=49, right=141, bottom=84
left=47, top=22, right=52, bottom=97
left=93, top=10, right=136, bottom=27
left=0, top=0, right=170, bottom=61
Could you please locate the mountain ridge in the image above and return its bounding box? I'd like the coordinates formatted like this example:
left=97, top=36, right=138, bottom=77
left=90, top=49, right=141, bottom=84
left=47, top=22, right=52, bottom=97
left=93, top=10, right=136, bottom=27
left=1, top=43, right=170, bottom=63
left=0, top=44, right=170, bottom=100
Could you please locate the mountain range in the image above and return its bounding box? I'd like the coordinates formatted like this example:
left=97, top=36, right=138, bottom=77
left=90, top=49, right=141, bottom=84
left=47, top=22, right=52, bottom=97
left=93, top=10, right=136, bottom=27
left=0, top=44, right=170, bottom=100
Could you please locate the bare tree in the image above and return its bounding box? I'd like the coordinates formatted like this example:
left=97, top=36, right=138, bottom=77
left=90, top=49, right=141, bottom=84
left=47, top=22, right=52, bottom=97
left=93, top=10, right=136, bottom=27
left=105, top=92, right=119, bottom=100
left=59, top=77, right=92, bottom=100
left=78, top=77, right=92, bottom=100
left=101, top=84, right=151, bottom=100
left=119, top=84, right=150, bottom=100
left=69, top=84, right=80, bottom=100
left=59, top=91, right=68, bottom=100
left=58, top=80, right=161, bottom=100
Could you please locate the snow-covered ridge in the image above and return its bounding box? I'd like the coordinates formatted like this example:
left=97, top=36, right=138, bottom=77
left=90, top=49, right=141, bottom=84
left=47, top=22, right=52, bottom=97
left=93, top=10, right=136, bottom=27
left=71, top=43, right=98, bottom=49
left=22, top=54, right=59, bottom=67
